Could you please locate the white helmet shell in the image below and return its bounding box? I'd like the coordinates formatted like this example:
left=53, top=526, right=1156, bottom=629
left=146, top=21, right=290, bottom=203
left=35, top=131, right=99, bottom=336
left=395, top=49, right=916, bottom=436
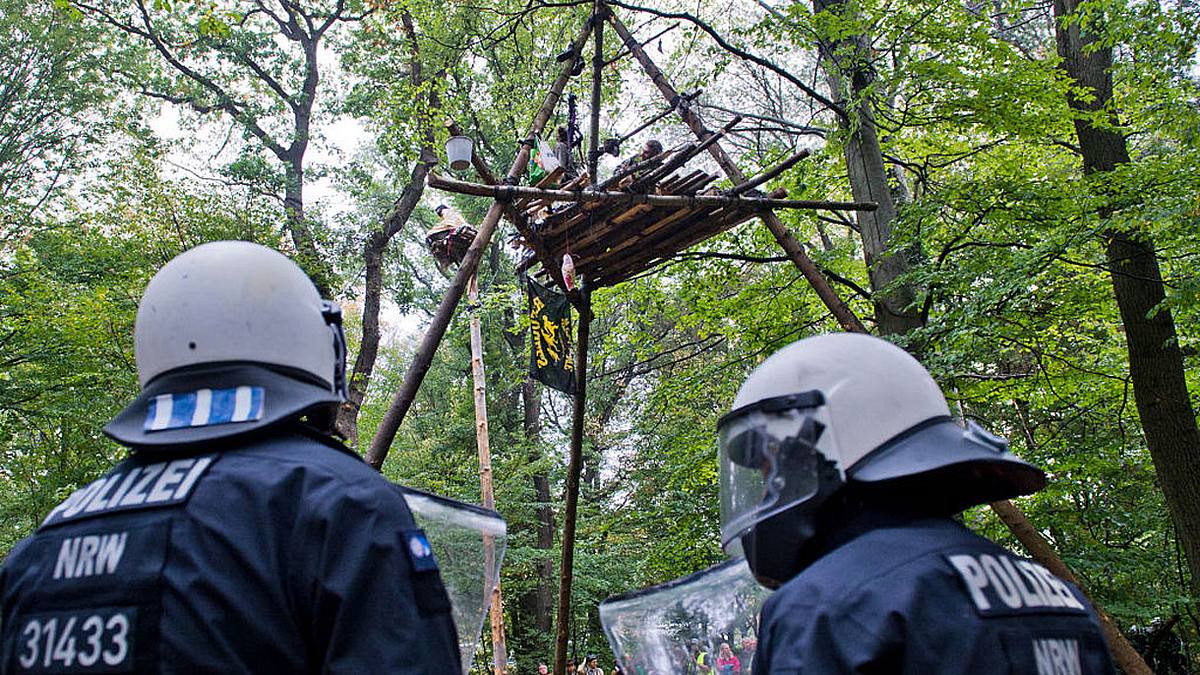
left=105, top=241, right=345, bottom=449
left=718, top=332, right=1044, bottom=554
left=731, top=333, right=950, bottom=470
left=135, top=241, right=335, bottom=389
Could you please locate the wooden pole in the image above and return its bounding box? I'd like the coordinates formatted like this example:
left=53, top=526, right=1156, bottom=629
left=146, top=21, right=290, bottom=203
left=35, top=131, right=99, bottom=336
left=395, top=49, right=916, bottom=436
left=427, top=173, right=876, bottom=212
left=588, top=1, right=605, bottom=183
left=467, top=275, right=509, bottom=675
left=730, top=149, right=812, bottom=195
left=606, top=11, right=868, bottom=334
left=365, top=21, right=593, bottom=469
left=553, top=290, right=591, bottom=675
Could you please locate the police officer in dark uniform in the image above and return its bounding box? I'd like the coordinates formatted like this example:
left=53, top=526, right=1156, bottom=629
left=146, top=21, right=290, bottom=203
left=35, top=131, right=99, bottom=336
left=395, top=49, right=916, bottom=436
left=716, top=333, right=1116, bottom=674
left=1, top=241, right=462, bottom=673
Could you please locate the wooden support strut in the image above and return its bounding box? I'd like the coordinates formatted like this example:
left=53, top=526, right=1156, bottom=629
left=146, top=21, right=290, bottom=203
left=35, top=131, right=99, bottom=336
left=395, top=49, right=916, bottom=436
left=731, top=148, right=811, bottom=195
left=468, top=274, right=508, bottom=675
left=605, top=11, right=868, bottom=334
left=428, top=173, right=876, bottom=212
left=365, top=20, right=594, bottom=470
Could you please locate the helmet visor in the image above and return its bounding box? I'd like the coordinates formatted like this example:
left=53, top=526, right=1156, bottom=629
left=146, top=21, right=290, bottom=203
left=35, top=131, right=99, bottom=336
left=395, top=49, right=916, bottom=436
left=718, top=406, right=823, bottom=550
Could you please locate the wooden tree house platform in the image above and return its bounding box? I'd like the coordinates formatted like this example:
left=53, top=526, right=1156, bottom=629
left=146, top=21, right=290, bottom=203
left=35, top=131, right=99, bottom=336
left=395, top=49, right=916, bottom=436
left=429, top=135, right=872, bottom=289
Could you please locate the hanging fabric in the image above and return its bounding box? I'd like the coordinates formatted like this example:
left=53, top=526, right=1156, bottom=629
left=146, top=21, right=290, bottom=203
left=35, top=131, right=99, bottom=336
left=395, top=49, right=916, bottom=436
left=527, top=277, right=575, bottom=393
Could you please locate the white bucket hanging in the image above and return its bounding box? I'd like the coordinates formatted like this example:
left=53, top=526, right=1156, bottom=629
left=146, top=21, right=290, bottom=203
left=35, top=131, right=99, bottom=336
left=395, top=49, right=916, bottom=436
left=445, top=136, right=473, bottom=171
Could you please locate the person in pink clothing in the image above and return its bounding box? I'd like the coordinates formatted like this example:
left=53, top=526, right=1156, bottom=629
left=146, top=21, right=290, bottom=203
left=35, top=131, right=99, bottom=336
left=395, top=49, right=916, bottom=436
left=715, top=643, right=740, bottom=674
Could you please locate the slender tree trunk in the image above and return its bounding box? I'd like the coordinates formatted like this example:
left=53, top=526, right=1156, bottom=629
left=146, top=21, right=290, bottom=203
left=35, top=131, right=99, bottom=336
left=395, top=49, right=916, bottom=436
left=335, top=160, right=432, bottom=441
left=281, top=159, right=331, bottom=297
left=1053, top=0, right=1200, bottom=600
left=283, top=33, right=332, bottom=298
left=335, top=9, right=436, bottom=442
left=338, top=229, right=385, bottom=446
left=811, top=0, right=922, bottom=335
left=523, top=376, right=556, bottom=633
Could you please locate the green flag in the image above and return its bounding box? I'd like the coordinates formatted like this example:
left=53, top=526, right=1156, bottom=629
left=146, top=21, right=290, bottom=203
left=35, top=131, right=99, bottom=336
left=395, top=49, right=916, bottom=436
left=528, top=278, right=575, bottom=393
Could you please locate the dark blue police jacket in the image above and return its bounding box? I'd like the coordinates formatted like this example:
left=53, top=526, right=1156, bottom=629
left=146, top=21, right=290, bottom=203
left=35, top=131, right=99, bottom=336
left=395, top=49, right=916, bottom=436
left=0, top=431, right=462, bottom=674
left=754, top=514, right=1115, bottom=675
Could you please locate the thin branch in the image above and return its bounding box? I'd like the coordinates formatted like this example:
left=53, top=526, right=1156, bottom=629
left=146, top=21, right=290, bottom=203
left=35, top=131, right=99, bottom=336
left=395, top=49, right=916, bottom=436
left=605, top=0, right=848, bottom=121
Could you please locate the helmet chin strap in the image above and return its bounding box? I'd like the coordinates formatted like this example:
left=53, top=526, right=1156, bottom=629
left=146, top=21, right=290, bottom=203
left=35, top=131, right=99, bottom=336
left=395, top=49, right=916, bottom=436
left=321, top=301, right=349, bottom=400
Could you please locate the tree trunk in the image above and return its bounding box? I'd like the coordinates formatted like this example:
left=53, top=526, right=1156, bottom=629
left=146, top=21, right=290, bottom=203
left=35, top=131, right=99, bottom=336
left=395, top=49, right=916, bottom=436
left=283, top=32, right=333, bottom=298
left=335, top=160, right=431, bottom=442
left=1053, top=0, right=1200, bottom=601
left=281, top=158, right=330, bottom=297
left=523, top=376, right=556, bottom=633
left=337, top=229, right=384, bottom=446
left=335, top=8, right=436, bottom=442
left=811, top=0, right=922, bottom=336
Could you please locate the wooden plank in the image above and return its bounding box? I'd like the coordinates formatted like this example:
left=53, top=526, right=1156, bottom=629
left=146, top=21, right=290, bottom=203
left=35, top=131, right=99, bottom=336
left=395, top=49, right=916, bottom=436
left=516, top=166, right=566, bottom=215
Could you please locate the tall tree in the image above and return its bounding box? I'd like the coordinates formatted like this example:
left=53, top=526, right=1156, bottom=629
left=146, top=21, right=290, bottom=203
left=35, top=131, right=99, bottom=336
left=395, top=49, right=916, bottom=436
left=1053, top=0, right=1200, bottom=598
left=334, top=6, right=438, bottom=443
left=811, top=0, right=923, bottom=335
left=0, top=0, right=122, bottom=226
left=71, top=0, right=368, bottom=292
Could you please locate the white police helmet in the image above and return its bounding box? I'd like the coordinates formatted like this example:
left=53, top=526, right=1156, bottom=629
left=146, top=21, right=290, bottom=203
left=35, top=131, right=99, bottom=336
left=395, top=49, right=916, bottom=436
left=105, top=241, right=347, bottom=449
left=718, top=333, right=1044, bottom=585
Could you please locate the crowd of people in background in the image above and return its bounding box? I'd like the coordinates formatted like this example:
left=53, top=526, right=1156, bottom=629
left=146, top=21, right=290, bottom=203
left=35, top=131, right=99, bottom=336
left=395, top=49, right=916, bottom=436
left=519, top=637, right=755, bottom=675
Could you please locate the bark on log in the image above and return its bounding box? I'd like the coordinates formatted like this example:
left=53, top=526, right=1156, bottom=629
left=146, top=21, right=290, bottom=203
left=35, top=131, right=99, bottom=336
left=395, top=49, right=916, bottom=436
left=468, top=275, right=508, bottom=675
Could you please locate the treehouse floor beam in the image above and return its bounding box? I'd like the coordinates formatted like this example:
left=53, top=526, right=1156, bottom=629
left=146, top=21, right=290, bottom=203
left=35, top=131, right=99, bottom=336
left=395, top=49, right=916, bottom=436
left=428, top=173, right=876, bottom=212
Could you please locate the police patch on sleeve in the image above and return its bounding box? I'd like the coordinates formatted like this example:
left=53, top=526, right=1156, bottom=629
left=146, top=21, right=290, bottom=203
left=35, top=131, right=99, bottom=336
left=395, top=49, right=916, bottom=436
left=403, top=529, right=439, bottom=573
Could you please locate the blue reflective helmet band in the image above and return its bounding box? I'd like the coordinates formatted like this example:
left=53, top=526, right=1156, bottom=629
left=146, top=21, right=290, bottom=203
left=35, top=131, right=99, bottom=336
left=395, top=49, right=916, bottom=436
left=144, top=387, right=265, bottom=432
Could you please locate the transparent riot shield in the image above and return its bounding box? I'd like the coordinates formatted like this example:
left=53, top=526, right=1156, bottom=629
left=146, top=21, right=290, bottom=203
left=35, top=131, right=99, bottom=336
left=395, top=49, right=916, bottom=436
left=599, top=558, right=770, bottom=675
left=398, top=486, right=507, bottom=674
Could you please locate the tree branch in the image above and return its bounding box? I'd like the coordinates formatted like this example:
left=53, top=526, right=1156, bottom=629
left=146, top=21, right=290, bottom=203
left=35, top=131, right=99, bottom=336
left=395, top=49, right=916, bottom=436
left=605, top=0, right=848, bottom=121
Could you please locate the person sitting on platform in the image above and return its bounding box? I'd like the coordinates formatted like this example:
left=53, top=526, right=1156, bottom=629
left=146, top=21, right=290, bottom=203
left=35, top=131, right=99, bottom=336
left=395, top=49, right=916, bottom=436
left=425, top=204, right=476, bottom=273
left=616, top=139, right=663, bottom=177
